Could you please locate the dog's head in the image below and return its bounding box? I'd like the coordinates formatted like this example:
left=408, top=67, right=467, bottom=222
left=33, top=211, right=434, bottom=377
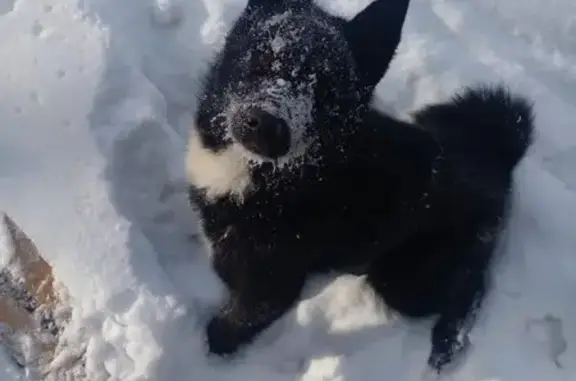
left=189, top=0, right=409, bottom=199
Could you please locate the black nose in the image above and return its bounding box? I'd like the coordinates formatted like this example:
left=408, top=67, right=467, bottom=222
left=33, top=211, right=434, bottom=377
left=231, top=107, right=291, bottom=159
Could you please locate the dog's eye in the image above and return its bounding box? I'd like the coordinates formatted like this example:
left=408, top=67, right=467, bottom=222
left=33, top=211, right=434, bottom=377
left=251, top=49, right=275, bottom=74
left=260, top=51, right=275, bottom=67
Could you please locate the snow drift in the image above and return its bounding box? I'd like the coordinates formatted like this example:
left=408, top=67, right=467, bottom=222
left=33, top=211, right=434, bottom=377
left=0, top=0, right=575, bottom=380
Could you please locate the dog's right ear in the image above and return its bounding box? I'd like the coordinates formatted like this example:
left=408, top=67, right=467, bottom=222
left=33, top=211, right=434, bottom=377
left=344, top=0, right=411, bottom=92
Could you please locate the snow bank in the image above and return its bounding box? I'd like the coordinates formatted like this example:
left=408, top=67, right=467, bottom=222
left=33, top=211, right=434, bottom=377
left=0, top=0, right=575, bottom=380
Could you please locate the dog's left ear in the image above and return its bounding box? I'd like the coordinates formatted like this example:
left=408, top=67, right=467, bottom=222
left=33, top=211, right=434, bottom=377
left=344, top=0, right=411, bottom=91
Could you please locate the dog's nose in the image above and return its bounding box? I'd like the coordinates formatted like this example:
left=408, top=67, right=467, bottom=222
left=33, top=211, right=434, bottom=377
left=231, top=107, right=291, bottom=159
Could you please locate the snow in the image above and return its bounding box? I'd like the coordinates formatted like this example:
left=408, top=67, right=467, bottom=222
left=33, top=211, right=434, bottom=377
left=0, top=0, right=575, bottom=380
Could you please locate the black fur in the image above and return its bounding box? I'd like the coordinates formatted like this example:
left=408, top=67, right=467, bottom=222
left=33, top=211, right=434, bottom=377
left=187, top=0, right=534, bottom=375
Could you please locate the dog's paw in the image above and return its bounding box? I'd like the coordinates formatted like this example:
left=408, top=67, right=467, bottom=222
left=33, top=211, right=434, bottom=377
left=205, top=315, right=243, bottom=356
left=427, top=332, right=472, bottom=377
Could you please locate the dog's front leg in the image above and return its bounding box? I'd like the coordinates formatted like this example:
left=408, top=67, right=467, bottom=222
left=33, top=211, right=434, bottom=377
left=205, top=235, right=307, bottom=356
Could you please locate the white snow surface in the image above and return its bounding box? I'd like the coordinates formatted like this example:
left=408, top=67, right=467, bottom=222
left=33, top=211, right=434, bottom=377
left=1, top=0, right=576, bottom=380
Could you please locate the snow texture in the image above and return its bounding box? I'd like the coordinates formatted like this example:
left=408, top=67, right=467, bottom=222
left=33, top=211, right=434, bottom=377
left=0, top=0, right=576, bottom=380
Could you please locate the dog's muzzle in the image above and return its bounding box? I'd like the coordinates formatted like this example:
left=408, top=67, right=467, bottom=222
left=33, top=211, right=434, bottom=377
left=230, top=106, right=291, bottom=159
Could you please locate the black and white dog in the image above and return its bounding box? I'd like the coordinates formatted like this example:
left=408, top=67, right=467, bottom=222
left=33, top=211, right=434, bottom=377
left=186, top=0, right=534, bottom=375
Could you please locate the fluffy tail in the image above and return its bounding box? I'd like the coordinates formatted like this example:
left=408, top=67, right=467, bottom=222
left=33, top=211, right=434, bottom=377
left=412, top=84, right=535, bottom=171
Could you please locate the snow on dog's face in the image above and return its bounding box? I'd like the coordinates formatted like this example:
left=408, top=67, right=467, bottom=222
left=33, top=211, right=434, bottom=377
left=196, top=3, right=359, bottom=164
left=188, top=0, right=410, bottom=200
left=221, top=13, right=352, bottom=164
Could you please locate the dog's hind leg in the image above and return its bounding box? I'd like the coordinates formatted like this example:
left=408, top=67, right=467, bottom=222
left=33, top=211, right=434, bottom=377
left=365, top=229, right=494, bottom=378
left=426, top=234, right=494, bottom=376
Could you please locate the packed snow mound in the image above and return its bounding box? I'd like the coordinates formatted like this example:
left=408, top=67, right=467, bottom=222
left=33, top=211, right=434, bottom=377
left=0, top=0, right=575, bottom=380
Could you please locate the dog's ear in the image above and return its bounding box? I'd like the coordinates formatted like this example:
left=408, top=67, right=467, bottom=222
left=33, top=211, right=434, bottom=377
left=344, top=0, right=411, bottom=91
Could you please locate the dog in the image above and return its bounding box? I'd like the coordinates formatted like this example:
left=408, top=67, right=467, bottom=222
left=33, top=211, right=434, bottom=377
left=186, top=0, right=534, bottom=375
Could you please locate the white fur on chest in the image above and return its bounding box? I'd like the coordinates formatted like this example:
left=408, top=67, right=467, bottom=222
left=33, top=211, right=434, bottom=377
left=186, top=127, right=252, bottom=202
